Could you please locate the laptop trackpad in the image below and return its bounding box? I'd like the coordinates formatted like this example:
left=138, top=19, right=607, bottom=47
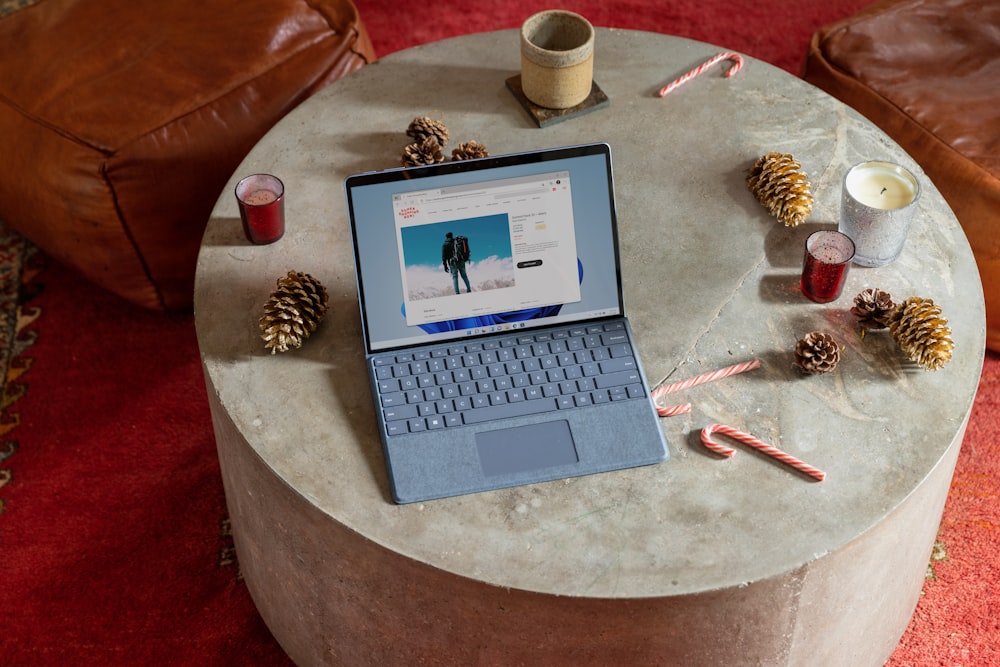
left=476, top=420, right=579, bottom=477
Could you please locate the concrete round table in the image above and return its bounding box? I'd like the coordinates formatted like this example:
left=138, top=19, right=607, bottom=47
left=194, top=29, right=986, bottom=666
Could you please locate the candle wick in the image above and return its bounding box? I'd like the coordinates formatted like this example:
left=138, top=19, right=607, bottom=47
left=880, top=187, right=887, bottom=196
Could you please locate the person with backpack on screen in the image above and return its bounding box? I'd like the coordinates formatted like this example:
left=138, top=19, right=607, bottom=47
left=442, top=231, right=472, bottom=295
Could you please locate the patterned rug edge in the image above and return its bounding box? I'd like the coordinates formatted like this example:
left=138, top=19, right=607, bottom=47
left=0, top=0, right=40, bottom=18
left=0, top=221, right=44, bottom=516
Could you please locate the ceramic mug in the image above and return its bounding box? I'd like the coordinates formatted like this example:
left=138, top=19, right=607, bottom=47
left=520, top=10, right=594, bottom=109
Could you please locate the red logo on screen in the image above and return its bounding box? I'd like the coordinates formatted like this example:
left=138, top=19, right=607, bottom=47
left=400, top=206, right=418, bottom=219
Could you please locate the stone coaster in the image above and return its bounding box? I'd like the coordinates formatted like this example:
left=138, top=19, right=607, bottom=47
left=505, top=75, right=609, bottom=128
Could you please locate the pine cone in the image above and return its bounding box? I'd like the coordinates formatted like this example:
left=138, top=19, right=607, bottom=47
left=451, top=140, right=490, bottom=161
left=851, top=288, right=896, bottom=330
left=747, top=152, right=814, bottom=227
left=259, top=271, right=329, bottom=354
left=886, top=296, right=954, bottom=370
left=401, top=136, right=446, bottom=167
left=794, top=331, right=842, bottom=375
left=406, top=116, right=450, bottom=148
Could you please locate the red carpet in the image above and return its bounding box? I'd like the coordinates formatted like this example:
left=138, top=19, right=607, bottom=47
left=1, top=1, right=997, bottom=665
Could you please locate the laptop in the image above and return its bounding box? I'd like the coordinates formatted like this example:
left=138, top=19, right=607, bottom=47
left=345, top=142, right=667, bottom=504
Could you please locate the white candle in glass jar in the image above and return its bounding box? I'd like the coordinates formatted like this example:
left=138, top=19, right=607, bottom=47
left=839, top=160, right=921, bottom=267
left=844, top=162, right=919, bottom=210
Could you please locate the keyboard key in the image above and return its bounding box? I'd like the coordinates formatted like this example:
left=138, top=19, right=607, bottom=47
left=609, top=343, right=633, bottom=358
left=601, top=332, right=628, bottom=346
left=462, top=398, right=559, bottom=424
left=380, top=391, right=405, bottom=407
left=594, top=370, right=642, bottom=388
left=384, top=404, right=418, bottom=421
left=627, top=383, right=646, bottom=399
left=609, top=386, right=628, bottom=400
left=600, top=357, right=637, bottom=373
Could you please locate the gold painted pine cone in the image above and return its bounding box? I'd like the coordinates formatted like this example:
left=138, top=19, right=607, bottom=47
left=747, top=152, right=814, bottom=227
left=886, top=296, right=954, bottom=370
left=259, top=271, right=329, bottom=354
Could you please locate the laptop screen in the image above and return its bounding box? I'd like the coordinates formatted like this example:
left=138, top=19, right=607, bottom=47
left=345, top=143, right=624, bottom=354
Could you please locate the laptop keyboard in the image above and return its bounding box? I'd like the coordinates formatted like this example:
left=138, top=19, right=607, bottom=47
left=372, top=321, right=647, bottom=436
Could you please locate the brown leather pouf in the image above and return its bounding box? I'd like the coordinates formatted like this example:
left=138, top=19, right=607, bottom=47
left=0, top=0, right=374, bottom=311
left=804, top=0, right=1000, bottom=351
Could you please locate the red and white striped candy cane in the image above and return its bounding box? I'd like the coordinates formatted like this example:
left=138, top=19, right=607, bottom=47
left=656, top=402, right=692, bottom=418
left=658, top=51, right=744, bottom=97
left=652, top=359, right=760, bottom=399
left=701, top=423, right=826, bottom=482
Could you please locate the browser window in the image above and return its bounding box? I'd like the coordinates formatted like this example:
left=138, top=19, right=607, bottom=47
left=393, top=171, right=582, bottom=328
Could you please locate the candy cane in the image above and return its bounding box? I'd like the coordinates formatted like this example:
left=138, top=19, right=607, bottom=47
left=658, top=51, right=744, bottom=97
left=701, top=423, right=826, bottom=482
left=656, top=402, right=692, bottom=418
left=652, top=359, right=760, bottom=399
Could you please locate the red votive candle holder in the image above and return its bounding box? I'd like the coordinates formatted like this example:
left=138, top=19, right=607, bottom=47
left=235, top=174, right=285, bottom=244
left=800, top=230, right=855, bottom=303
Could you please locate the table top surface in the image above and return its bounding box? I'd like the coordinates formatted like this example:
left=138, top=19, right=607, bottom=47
left=195, top=29, right=986, bottom=598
